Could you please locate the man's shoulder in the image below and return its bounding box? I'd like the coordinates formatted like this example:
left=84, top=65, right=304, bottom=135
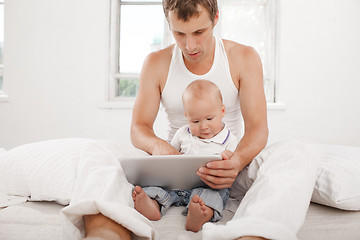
left=221, top=38, right=262, bottom=85
left=141, top=44, right=175, bottom=89
left=146, top=44, right=175, bottom=65
left=222, top=39, right=259, bottom=60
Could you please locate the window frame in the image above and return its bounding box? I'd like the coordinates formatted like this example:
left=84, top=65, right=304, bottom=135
left=0, top=0, right=7, bottom=102
left=105, top=0, right=281, bottom=109
left=106, top=0, right=167, bottom=108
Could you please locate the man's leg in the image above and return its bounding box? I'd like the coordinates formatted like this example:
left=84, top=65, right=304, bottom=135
left=83, top=214, right=131, bottom=240
left=202, top=141, right=320, bottom=240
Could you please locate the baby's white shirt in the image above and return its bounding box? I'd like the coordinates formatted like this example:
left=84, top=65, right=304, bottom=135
left=170, top=124, right=238, bottom=155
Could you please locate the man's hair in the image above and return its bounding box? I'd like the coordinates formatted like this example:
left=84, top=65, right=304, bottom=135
left=162, top=0, right=218, bottom=23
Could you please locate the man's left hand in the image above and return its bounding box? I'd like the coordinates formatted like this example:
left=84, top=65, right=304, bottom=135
left=197, top=150, right=242, bottom=189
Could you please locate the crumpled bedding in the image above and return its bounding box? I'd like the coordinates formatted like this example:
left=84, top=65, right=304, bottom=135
left=2, top=140, right=360, bottom=239
left=60, top=141, right=155, bottom=239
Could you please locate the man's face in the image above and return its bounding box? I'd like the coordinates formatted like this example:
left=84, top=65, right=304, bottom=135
left=168, top=5, right=219, bottom=63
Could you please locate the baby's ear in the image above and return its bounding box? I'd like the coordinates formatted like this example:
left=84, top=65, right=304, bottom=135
left=222, top=104, right=226, bottom=116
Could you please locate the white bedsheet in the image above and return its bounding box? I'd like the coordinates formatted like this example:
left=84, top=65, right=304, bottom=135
left=1, top=202, right=360, bottom=240
left=0, top=193, right=28, bottom=208
left=298, top=203, right=360, bottom=240
left=0, top=202, right=63, bottom=240
left=0, top=148, right=6, bottom=155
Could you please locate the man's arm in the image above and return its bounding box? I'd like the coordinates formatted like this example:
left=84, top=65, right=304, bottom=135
left=198, top=44, right=268, bottom=189
left=131, top=48, right=180, bottom=155
left=232, top=44, right=269, bottom=170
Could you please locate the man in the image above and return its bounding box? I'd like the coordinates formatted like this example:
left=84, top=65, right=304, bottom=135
left=131, top=0, right=268, bottom=188
left=84, top=0, right=300, bottom=239
left=131, top=0, right=267, bottom=239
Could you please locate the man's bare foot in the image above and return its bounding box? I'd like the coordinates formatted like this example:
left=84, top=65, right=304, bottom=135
left=236, top=237, right=267, bottom=240
left=185, top=195, right=214, bottom=232
left=83, top=213, right=132, bottom=240
left=132, top=186, right=161, bottom=221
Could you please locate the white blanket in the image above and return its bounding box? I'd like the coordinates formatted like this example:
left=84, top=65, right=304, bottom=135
left=62, top=140, right=322, bottom=240
left=61, top=141, right=155, bottom=240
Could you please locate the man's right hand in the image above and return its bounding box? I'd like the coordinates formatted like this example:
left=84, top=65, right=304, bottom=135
left=152, top=140, right=181, bottom=155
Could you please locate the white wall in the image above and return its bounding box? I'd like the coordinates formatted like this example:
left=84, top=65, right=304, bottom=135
left=269, top=0, right=360, bottom=146
left=0, top=0, right=360, bottom=150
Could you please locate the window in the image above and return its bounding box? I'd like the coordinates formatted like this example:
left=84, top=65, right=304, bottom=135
left=0, top=0, right=4, bottom=92
left=216, top=0, right=277, bottom=102
left=108, top=0, right=169, bottom=105
left=108, top=0, right=277, bottom=105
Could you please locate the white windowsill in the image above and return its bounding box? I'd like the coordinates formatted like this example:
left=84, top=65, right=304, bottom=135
left=267, top=102, right=286, bottom=111
left=99, top=101, right=286, bottom=111
left=0, top=91, right=9, bottom=102
left=98, top=100, right=134, bottom=109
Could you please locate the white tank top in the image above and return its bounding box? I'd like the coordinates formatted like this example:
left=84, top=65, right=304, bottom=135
left=161, top=36, right=244, bottom=141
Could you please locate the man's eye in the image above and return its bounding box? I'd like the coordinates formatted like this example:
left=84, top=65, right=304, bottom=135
left=195, top=31, right=203, bottom=35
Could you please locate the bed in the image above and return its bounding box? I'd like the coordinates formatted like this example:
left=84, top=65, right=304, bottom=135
left=1, top=201, right=360, bottom=240
left=1, top=139, right=360, bottom=239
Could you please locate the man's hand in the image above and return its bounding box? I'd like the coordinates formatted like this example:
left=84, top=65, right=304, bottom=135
left=152, top=140, right=181, bottom=155
left=197, top=150, right=242, bottom=189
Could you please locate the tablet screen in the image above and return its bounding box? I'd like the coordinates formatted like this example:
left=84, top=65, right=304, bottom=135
left=120, top=154, right=223, bottom=190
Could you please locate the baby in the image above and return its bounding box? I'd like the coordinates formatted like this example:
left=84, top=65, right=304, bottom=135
left=132, top=80, right=238, bottom=232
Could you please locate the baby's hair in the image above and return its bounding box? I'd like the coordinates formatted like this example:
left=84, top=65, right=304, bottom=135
left=182, top=80, right=223, bottom=106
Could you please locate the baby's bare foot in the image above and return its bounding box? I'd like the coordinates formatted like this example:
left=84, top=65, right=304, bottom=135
left=185, top=195, right=214, bottom=232
left=132, top=186, right=161, bottom=221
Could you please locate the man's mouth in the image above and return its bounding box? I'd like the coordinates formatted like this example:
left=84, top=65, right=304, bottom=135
left=187, top=52, right=200, bottom=58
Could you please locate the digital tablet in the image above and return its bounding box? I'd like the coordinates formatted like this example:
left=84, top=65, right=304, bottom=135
left=119, top=154, right=223, bottom=190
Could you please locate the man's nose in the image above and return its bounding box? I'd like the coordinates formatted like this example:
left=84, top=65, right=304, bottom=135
left=185, top=36, right=196, bottom=52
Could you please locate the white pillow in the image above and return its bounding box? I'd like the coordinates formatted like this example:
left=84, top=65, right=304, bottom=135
left=311, top=143, right=360, bottom=210
left=0, top=138, right=148, bottom=206
left=0, top=138, right=100, bottom=205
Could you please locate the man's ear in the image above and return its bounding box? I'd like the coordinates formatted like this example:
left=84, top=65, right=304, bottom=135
left=213, top=11, right=219, bottom=27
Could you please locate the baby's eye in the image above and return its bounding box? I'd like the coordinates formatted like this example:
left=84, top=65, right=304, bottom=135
left=192, top=120, right=199, bottom=123
left=207, top=118, right=213, bottom=121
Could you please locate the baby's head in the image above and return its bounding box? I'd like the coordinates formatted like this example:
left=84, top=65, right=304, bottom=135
left=182, top=80, right=225, bottom=139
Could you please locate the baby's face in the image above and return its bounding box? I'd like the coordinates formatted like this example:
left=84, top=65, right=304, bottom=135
left=184, top=97, right=225, bottom=139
